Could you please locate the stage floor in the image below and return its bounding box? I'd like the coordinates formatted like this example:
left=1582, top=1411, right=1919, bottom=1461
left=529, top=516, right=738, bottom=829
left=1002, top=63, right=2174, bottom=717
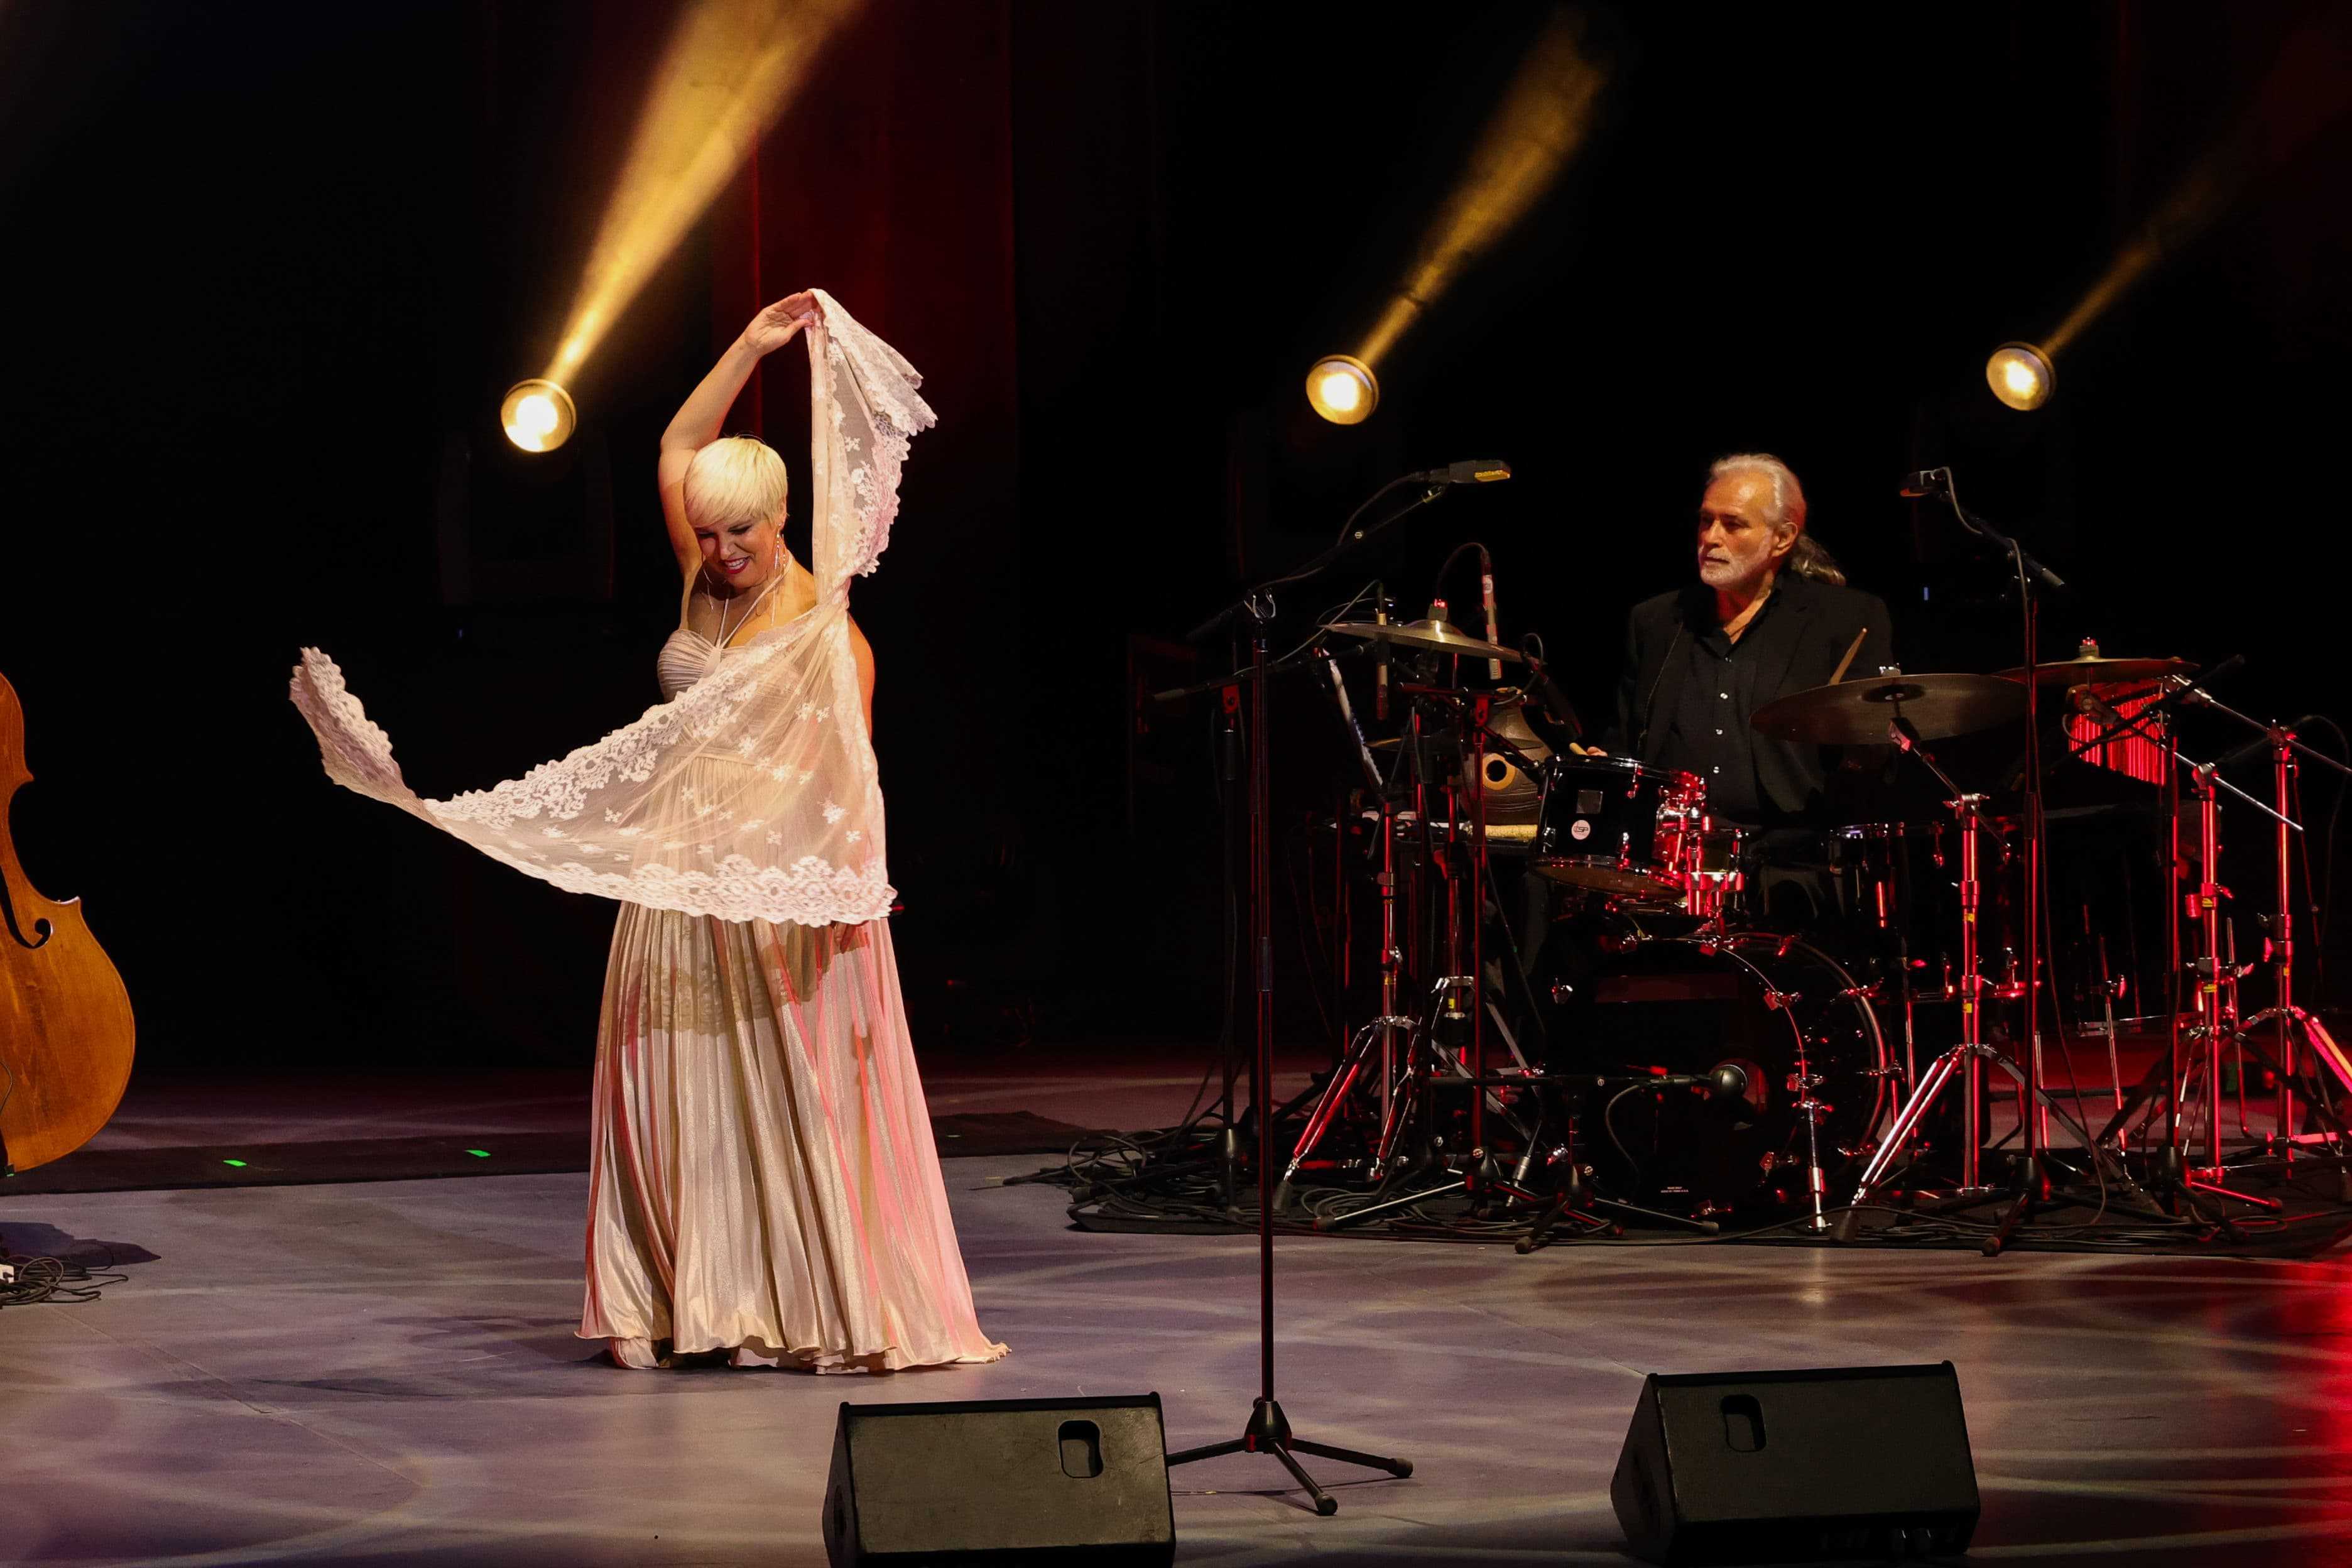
left=12, top=1088, right=2352, bottom=1565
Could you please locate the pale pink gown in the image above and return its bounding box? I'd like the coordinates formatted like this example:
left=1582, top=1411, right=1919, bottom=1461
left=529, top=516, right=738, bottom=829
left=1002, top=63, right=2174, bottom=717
left=580, top=630, right=1006, bottom=1371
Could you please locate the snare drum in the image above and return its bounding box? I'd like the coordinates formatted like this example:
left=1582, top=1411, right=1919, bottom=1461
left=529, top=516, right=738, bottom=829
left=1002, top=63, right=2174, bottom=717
left=1531, top=755, right=1702, bottom=903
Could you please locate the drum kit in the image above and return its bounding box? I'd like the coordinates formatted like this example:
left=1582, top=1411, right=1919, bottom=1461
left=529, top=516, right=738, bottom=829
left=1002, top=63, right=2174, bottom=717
left=1261, top=602, right=2352, bottom=1250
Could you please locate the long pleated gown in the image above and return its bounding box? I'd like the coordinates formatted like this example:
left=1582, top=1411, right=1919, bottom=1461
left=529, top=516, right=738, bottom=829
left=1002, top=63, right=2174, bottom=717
left=580, top=630, right=1007, bottom=1372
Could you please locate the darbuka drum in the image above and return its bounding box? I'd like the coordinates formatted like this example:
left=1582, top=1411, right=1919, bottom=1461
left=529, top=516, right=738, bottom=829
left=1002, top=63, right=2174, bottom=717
left=1567, top=932, right=1893, bottom=1213
left=1463, top=689, right=1552, bottom=829
left=1531, top=755, right=1701, bottom=903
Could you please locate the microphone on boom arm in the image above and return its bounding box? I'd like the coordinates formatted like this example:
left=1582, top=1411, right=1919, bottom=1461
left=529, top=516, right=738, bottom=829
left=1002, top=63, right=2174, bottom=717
left=1409, top=459, right=1513, bottom=487
left=1899, top=465, right=2067, bottom=594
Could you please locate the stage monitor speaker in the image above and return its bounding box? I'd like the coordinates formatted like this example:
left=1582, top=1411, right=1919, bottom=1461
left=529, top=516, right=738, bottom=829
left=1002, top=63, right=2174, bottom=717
left=824, top=1393, right=1176, bottom=1566
left=1610, top=1361, right=1979, bottom=1565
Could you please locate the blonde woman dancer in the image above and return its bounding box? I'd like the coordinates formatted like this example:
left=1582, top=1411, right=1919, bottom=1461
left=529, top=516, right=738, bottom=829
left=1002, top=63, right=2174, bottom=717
left=293, top=291, right=1006, bottom=1373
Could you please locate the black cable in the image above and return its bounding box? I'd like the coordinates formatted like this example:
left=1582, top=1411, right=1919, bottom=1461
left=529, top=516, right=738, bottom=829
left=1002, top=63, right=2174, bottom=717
left=1603, top=1083, right=1647, bottom=1180
left=2299, top=717, right=2348, bottom=1010
left=1282, top=826, right=1340, bottom=1048
left=0, top=1240, right=123, bottom=1308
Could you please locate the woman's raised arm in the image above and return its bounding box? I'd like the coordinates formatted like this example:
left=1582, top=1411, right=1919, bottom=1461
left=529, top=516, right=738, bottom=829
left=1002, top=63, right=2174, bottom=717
left=657, top=291, right=819, bottom=575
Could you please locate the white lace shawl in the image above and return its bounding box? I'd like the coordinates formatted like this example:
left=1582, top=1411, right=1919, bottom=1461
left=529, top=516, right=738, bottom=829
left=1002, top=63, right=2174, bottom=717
left=290, top=291, right=935, bottom=925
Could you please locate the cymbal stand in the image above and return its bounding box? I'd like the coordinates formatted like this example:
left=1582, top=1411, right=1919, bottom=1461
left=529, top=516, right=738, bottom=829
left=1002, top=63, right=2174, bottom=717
left=2180, top=699, right=2352, bottom=1168
left=1262, top=658, right=1505, bottom=1211
left=2172, top=766, right=2281, bottom=1206
left=1314, top=688, right=1559, bottom=1230
left=2054, top=667, right=2296, bottom=1229
left=1275, top=671, right=1415, bottom=1209
left=1836, top=717, right=2040, bottom=1237
left=2086, top=763, right=2289, bottom=1214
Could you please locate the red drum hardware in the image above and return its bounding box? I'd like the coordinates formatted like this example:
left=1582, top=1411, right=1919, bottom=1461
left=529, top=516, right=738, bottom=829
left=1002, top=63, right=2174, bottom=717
left=1141, top=481, right=2352, bottom=1256
left=1530, top=755, right=1702, bottom=903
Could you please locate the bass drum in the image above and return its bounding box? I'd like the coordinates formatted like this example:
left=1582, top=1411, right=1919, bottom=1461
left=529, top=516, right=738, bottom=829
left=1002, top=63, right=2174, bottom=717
left=1555, top=930, right=1893, bottom=1216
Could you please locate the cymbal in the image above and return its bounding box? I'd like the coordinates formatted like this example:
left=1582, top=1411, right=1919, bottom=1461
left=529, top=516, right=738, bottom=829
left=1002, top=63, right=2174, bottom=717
left=1753, top=673, right=2026, bottom=746
left=1992, top=653, right=2193, bottom=685
left=1326, top=617, right=1524, bottom=663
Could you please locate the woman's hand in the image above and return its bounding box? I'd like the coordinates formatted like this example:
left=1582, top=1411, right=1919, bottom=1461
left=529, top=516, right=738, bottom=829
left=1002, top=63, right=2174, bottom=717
left=739, top=291, right=821, bottom=356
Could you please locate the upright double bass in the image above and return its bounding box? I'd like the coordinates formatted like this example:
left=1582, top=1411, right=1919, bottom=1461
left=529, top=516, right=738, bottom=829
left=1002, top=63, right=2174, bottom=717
left=0, top=670, right=136, bottom=1175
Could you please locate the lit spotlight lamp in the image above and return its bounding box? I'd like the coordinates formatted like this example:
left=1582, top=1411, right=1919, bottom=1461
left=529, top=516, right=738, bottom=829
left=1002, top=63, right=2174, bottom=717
left=1305, top=354, right=1379, bottom=425
left=1984, top=342, right=2054, bottom=413
left=501, top=378, right=578, bottom=452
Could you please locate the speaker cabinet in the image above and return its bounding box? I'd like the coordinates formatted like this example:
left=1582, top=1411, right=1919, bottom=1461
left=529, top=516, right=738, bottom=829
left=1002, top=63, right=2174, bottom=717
left=1610, top=1362, right=1979, bottom=1565
left=824, top=1394, right=1176, bottom=1566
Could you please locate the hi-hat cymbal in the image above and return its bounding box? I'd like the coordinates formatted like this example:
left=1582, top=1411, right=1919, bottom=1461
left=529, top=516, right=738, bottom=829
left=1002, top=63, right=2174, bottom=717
left=1326, top=618, right=1524, bottom=663
left=1753, top=673, right=2026, bottom=746
left=1992, top=653, right=2193, bottom=685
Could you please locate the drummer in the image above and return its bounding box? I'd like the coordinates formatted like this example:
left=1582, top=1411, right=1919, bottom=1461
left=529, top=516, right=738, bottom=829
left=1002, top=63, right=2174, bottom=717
left=1590, top=454, right=1894, bottom=913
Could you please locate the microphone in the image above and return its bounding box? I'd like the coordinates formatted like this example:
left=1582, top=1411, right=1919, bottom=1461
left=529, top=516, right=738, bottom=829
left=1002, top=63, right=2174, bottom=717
left=1519, top=636, right=1584, bottom=741
left=1898, top=467, right=1951, bottom=498
left=1319, top=647, right=1383, bottom=792
left=1373, top=585, right=1391, bottom=721
left=1657, top=1063, right=1750, bottom=1099
left=1408, top=459, right=1513, bottom=486
left=1478, top=548, right=1502, bottom=681
left=2168, top=653, right=2248, bottom=709
left=2072, top=687, right=2126, bottom=728
left=2194, top=653, right=2248, bottom=690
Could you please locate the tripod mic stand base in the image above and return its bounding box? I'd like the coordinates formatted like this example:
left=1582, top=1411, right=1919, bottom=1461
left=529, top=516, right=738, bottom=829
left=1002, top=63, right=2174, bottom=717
left=1166, top=1396, right=1413, bottom=1517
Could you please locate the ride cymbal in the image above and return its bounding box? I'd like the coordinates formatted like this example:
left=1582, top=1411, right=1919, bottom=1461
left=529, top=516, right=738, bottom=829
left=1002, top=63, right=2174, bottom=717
left=1752, top=673, right=2026, bottom=746
left=1992, top=653, right=2193, bottom=685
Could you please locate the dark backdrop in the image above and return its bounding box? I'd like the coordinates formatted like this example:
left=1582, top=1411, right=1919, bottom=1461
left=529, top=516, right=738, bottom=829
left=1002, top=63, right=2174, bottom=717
left=4, top=1, right=2349, bottom=1075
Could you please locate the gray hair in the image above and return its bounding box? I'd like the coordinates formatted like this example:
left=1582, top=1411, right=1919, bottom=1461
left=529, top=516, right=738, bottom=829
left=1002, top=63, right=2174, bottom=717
left=1708, top=452, right=1844, bottom=586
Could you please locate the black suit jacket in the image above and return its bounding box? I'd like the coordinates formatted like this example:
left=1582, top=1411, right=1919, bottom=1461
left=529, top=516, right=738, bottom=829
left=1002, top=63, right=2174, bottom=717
left=1609, top=572, right=1895, bottom=825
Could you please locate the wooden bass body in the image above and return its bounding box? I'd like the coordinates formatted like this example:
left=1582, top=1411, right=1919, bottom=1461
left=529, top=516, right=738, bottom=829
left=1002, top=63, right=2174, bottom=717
left=0, top=670, right=136, bottom=1175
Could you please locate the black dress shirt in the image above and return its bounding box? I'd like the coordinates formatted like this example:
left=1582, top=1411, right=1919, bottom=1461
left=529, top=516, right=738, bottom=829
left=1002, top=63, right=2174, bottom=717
left=1658, top=595, right=1782, bottom=824
left=1609, top=572, right=1896, bottom=829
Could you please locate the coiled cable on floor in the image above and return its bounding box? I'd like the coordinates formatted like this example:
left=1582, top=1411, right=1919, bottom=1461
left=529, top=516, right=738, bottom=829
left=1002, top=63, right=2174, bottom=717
left=0, top=1239, right=122, bottom=1309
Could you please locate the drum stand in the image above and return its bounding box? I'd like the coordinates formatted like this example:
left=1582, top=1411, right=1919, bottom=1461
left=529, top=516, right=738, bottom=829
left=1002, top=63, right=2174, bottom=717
left=1836, top=719, right=2071, bottom=1241
left=2086, top=697, right=2339, bottom=1212
left=2164, top=696, right=2352, bottom=1177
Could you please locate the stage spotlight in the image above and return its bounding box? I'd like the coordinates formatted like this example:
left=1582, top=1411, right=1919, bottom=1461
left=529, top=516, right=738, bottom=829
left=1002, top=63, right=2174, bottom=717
left=1306, top=355, right=1379, bottom=425
left=1985, top=342, right=2054, bottom=412
left=501, top=379, right=577, bottom=452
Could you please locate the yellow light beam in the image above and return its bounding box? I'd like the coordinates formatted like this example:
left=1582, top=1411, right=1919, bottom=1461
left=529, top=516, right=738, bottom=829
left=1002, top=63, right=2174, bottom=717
left=2033, top=8, right=2351, bottom=365
left=542, top=0, right=862, bottom=388
left=1355, top=9, right=1609, bottom=371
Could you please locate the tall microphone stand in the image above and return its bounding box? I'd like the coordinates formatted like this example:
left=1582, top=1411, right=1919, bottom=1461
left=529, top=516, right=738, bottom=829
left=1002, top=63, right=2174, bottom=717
left=1162, top=479, right=1466, bottom=1514
left=1908, top=469, right=2059, bottom=1251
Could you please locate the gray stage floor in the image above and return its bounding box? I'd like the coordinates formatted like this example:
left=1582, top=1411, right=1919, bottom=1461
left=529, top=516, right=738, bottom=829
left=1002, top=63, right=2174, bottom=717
left=11, top=1146, right=2352, bottom=1566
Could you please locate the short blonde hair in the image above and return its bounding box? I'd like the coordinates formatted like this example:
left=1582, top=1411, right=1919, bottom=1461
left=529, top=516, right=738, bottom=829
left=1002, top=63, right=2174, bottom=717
left=682, top=436, right=788, bottom=530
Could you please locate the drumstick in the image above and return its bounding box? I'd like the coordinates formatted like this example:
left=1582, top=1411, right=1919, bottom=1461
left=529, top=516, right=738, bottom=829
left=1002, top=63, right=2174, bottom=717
left=1827, top=626, right=1870, bottom=685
